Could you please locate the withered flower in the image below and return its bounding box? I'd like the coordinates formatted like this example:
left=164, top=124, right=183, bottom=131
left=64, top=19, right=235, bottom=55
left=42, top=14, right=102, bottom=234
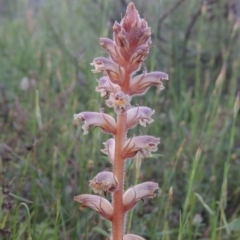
left=89, top=171, right=118, bottom=195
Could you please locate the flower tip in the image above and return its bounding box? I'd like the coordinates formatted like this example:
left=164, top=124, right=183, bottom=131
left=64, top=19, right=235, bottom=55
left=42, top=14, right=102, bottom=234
left=74, top=195, right=80, bottom=202
left=128, top=2, right=136, bottom=10
left=164, top=73, right=169, bottom=80
left=73, top=114, right=79, bottom=120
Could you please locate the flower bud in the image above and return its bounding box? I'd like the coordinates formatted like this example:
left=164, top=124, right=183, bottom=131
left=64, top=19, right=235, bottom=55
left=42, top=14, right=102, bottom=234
left=123, top=182, right=159, bottom=211
left=112, top=2, right=152, bottom=70
left=74, top=194, right=113, bottom=221
left=100, top=38, right=124, bottom=65
left=129, top=44, right=149, bottom=72
left=74, top=111, right=116, bottom=135
left=89, top=171, right=118, bottom=194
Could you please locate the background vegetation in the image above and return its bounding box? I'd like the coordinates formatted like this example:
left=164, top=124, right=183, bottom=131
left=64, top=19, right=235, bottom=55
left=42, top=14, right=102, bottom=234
left=0, top=0, right=239, bottom=239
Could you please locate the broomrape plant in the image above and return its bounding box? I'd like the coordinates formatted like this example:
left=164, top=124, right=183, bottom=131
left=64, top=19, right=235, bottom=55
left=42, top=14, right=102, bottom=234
left=74, top=3, right=168, bottom=240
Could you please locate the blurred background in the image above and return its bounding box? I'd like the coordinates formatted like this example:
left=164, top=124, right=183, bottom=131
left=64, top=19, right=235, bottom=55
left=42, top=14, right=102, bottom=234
left=0, top=0, right=239, bottom=239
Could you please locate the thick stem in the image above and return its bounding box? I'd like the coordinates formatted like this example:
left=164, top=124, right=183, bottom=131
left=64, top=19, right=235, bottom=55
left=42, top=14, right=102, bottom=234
left=121, top=71, right=131, bottom=93
left=112, top=112, right=127, bottom=240
left=112, top=70, right=130, bottom=239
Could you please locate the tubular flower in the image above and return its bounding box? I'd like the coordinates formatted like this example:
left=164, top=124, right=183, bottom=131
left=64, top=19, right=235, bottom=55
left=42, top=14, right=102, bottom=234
left=95, top=76, right=121, bottom=97
left=89, top=171, right=118, bottom=195
left=91, top=57, right=124, bottom=85
left=74, top=194, right=113, bottom=221
left=126, top=106, right=154, bottom=130
left=74, top=111, right=116, bottom=135
left=123, top=182, right=159, bottom=212
left=101, top=138, right=115, bottom=163
left=122, top=136, right=160, bottom=159
left=129, top=71, right=169, bottom=96
left=106, top=91, right=131, bottom=114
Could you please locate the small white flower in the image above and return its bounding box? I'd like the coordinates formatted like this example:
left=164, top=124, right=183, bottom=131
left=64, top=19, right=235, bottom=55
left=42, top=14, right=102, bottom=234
left=106, top=91, right=131, bottom=114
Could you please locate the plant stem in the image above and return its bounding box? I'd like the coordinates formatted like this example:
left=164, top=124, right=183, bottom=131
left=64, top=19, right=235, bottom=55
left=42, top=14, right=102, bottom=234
left=112, top=112, right=127, bottom=240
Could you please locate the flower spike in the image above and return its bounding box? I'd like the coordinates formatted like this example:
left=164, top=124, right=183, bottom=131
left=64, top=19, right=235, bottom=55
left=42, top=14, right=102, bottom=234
left=74, top=3, right=167, bottom=239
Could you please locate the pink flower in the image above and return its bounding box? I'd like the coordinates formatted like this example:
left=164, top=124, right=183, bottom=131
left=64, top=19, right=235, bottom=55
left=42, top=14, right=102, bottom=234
left=74, top=111, right=116, bottom=135
left=128, top=44, right=149, bottom=72
left=91, top=57, right=124, bottom=85
left=74, top=194, right=113, bottom=221
left=123, top=182, right=159, bottom=211
left=126, top=106, right=154, bottom=130
left=74, top=3, right=167, bottom=239
left=106, top=91, right=131, bottom=114
left=100, top=38, right=124, bottom=66
left=129, top=71, right=168, bottom=96
left=89, top=171, right=118, bottom=195
left=122, top=136, right=160, bottom=159
left=101, top=138, right=115, bottom=163
left=95, top=76, right=121, bottom=97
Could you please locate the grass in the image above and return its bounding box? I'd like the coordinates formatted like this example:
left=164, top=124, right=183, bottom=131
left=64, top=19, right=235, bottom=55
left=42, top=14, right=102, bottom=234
left=0, top=0, right=239, bottom=239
